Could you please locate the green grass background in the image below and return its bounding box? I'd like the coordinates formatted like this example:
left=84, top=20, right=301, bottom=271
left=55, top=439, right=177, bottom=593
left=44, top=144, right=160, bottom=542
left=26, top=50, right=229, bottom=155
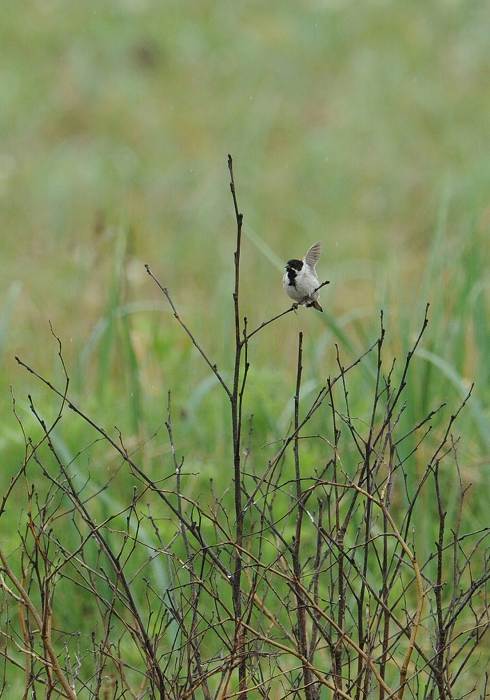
left=1, top=0, right=489, bottom=694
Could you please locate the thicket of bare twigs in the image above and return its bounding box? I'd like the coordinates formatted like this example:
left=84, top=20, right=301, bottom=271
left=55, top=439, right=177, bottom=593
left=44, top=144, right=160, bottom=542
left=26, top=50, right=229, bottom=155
left=1, top=158, right=489, bottom=699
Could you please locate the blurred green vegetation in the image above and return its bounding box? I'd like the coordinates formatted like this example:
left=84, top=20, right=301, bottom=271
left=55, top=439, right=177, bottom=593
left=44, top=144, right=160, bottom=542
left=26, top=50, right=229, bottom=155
left=1, top=0, right=489, bottom=693
left=2, top=0, right=489, bottom=474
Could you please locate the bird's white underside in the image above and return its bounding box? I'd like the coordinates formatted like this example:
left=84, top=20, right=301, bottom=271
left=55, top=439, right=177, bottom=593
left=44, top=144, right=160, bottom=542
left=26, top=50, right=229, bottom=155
left=282, top=265, right=321, bottom=304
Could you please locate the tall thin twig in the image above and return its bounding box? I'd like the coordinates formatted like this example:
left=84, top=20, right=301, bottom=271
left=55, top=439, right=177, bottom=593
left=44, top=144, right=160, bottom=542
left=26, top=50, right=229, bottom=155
left=227, top=153, right=247, bottom=699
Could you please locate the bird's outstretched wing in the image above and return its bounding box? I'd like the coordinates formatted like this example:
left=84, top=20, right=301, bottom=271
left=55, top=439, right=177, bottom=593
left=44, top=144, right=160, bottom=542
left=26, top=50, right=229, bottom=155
left=304, top=242, right=321, bottom=270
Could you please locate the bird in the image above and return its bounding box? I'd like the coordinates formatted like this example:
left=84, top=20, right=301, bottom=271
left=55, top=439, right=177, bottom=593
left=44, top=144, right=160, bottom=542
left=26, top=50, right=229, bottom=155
left=282, top=242, right=323, bottom=312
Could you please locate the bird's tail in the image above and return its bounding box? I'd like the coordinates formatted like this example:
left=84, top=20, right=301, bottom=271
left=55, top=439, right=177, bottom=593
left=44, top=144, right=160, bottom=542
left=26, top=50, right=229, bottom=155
left=308, top=299, right=323, bottom=312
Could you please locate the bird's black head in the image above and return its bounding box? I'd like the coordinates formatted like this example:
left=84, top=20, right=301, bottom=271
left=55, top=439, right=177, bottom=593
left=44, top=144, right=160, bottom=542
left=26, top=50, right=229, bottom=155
left=286, top=259, right=303, bottom=271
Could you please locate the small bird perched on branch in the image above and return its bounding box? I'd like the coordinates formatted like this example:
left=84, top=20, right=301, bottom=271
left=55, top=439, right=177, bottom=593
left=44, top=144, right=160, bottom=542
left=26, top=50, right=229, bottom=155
left=283, top=242, right=323, bottom=312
